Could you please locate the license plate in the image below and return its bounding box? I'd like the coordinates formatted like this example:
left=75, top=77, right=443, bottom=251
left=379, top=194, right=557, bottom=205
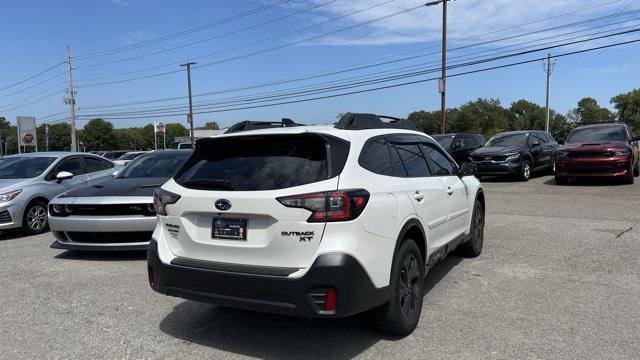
left=212, top=218, right=247, bottom=240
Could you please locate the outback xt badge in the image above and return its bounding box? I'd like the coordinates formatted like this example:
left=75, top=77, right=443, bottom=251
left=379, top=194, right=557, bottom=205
left=281, top=231, right=314, bottom=242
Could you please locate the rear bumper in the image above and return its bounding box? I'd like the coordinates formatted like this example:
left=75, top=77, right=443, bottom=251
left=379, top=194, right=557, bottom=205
left=556, top=157, right=630, bottom=178
left=147, top=240, right=390, bottom=318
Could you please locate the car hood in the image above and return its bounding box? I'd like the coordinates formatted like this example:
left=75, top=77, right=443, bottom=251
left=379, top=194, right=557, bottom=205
left=471, top=145, right=524, bottom=156
left=61, top=177, right=169, bottom=198
left=561, top=141, right=629, bottom=151
left=0, top=178, right=33, bottom=193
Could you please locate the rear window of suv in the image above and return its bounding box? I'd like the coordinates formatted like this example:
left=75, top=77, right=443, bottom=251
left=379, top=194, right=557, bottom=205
left=175, top=134, right=348, bottom=191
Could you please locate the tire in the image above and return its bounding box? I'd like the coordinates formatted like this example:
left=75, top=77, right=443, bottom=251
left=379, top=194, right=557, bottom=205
left=457, top=199, right=484, bottom=258
left=634, top=160, right=639, bottom=177
left=370, top=239, right=424, bottom=336
left=624, top=161, right=634, bottom=184
left=549, top=159, right=556, bottom=175
left=555, top=175, right=568, bottom=185
left=23, top=200, right=49, bottom=235
left=520, top=159, right=532, bottom=181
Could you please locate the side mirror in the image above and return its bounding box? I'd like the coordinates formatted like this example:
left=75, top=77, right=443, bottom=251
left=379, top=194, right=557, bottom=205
left=558, top=139, right=565, bottom=145
left=458, top=162, right=477, bottom=178
left=56, top=171, right=74, bottom=182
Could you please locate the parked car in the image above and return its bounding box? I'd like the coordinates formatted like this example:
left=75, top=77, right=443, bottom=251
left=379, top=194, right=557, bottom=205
left=101, top=150, right=128, bottom=161
left=49, top=150, right=191, bottom=251
left=114, top=151, right=148, bottom=166
left=555, top=123, right=640, bottom=184
left=147, top=113, right=485, bottom=336
left=0, top=152, right=116, bottom=235
left=177, top=143, right=192, bottom=150
left=432, top=133, right=485, bottom=164
left=469, top=130, right=559, bottom=181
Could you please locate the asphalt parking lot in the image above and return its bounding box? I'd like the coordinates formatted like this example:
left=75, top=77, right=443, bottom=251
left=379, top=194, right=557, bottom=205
left=1, top=175, right=639, bottom=360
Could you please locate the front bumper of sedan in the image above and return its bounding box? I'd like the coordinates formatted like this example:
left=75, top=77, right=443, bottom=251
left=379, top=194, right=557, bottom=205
left=470, top=159, right=522, bottom=177
left=556, top=155, right=631, bottom=178
left=0, top=200, right=26, bottom=230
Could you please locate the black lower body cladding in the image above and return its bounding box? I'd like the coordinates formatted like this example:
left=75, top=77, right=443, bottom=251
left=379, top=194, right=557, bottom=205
left=147, top=240, right=390, bottom=318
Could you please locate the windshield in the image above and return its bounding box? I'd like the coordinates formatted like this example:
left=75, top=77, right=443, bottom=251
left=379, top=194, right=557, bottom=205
left=118, top=152, right=144, bottom=160
left=116, top=152, right=190, bottom=179
left=567, top=127, right=627, bottom=143
left=0, top=157, right=56, bottom=179
left=485, top=134, right=528, bottom=147
left=432, top=136, right=454, bottom=149
left=103, top=151, right=126, bottom=160
left=175, top=135, right=336, bottom=191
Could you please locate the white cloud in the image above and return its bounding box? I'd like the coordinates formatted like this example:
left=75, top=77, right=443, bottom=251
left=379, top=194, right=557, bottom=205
left=299, top=0, right=628, bottom=46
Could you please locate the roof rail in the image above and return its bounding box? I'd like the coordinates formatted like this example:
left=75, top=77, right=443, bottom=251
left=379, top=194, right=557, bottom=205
left=225, top=118, right=300, bottom=134
left=334, top=113, right=419, bottom=131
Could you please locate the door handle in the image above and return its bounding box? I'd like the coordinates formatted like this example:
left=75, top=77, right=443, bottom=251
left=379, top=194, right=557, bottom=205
left=413, top=192, right=424, bottom=201
left=446, top=187, right=454, bottom=195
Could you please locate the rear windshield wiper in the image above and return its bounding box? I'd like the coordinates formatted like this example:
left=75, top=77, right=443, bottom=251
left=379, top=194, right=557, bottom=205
left=183, top=179, right=234, bottom=190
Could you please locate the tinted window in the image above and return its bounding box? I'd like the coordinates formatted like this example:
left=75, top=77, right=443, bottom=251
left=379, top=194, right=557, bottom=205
left=83, top=156, right=114, bottom=173
left=176, top=135, right=335, bottom=191
left=103, top=151, right=126, bottom=160
left=57, top=157, right=83, bottom=175
left=544, top=133, right=555, bottom=142
left=567, top=126, right=627, bottom=142
left=432, top=135, right=455, bottom=149
left=118, top=152, right=190, bottom=179
left=0, top=157, right=56, bottom=179
left=486, top=133, right=528, bottom=147
left=359, top=137, right=392, bottom=176
left=118, top=152, right=145, bottom=161
left=421, top=144, right=455, bottom=176
left=394, top=143, right=430, bottom=177
left=531, top=133, right=546, bottom=144
left=389, top=144, right=408, bottom=177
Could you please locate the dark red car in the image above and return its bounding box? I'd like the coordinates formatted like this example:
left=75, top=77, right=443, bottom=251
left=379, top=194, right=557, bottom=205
left=555, top=123, right=640, bottom=184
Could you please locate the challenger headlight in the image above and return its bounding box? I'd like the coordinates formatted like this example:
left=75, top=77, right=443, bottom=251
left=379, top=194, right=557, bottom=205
left=557, top=151, right=569, bottom=157
left=613, top=149, right=630, bottom=156
left=505, top=153, right=521, bottom=161
left=0, top=189, right=23, bottom=203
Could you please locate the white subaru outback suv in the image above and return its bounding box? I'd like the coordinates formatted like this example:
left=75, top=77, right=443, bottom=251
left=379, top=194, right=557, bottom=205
left=148, top=113, right=485, bottom=335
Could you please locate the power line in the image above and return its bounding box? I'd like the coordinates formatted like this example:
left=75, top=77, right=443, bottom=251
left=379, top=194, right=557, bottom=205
left=74, top=1, right=422, bottom=86
left=0, top=89, right=65, bottom=113
left=74, top=7, right=640, bottom=89
left=0, top=72, right=66, bottom=100
left=74, top=0, right=290, bottom=60
left=75, top=0, right=341, bottom=70
left=78, top=13, right=640, bottom=112
left=76, top=36, right=640, bottom=119
left=0, top=62, right=65, bottom=93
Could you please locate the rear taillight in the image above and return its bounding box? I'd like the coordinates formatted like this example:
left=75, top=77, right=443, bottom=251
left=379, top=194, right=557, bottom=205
left=277, top=189, right=369, bottom=223
left=153, top=188, right=181, bottom=216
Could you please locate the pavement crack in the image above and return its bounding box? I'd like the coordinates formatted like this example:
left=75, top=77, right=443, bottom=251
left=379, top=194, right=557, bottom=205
left=615, top=225, right=635, bottom=238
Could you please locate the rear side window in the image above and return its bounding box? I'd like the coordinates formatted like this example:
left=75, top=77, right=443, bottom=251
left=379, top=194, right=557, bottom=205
left=359, top=136, right=392, bottom=176
left=83, top=156, right=114, bottom=173
left=393, top=143, right=430, bottom=177
left=176, top=135, right=347, bottom=191
left=420, top=144, right=455, bottom=176
left=57, top=157, right=83, bottom=175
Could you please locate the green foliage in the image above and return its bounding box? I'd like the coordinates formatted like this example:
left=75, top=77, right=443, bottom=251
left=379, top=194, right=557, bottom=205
left=79, top=118, right=118, bottom=151
left=197, top=121, right=220, bottom=130
left=452, top=98, right=509, bottom=135
left=567, top=97, right=613, bottom=126
left=37, top=123, right=71, bottom=151
left=611, top=89, right=640, bottom=130
left=509, top=99, right=545, bottom=130
left=408, top=110, right=440, bottom=134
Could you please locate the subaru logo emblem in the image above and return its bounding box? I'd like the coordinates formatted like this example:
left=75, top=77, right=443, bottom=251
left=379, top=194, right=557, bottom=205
left=215, top=199, right=232, bottom=211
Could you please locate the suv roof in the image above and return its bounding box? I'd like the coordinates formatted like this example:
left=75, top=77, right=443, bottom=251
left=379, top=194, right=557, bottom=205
left=334, top=113, right=419, bottom=131
left=574, top=123, right=626, bottom=129
left=225, top=118, right=300, bottom=134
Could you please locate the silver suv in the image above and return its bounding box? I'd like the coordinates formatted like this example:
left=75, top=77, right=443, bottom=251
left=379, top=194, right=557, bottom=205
left=0, top=152, right=117, bottom=235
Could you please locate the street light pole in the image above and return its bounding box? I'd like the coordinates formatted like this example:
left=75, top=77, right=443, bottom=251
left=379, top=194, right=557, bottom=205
left=427, top=0, right=451, bottom=134
left=180, top=62, right=197, bottom=147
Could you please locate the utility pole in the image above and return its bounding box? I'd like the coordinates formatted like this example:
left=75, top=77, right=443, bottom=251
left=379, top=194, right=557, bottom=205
left=544, top=53, right=555, bottom=133
left=180, top=62, right=197, bottom=147
left=65, top=45, right=78, bottom=152
left=426, top=0, right=451, bottom=134
left=45, top=124, right=49, bottom=152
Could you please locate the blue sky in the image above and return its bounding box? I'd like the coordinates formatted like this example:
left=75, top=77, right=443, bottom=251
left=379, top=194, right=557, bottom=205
left=1, top=0, right=639, bottom=129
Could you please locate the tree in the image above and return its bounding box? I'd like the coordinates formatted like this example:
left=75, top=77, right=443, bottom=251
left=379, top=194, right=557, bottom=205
left=164, top=123, right=188, bottom=149
left=80, top=118, right=118, bottom=151
left=197, top=121, right=220, bottom=130
left=408, top=110, right=440, bottom=134
left=611, top=89, right=640, bottom=130
left=567, top=97, right=613, bottom=126
left=509, top=99, right=545, bottom=130
left=452, top=98, right=509, bottom=137
left=37, top=123, right=71, bottom=151
left=0, top=117, right=18, bottom=154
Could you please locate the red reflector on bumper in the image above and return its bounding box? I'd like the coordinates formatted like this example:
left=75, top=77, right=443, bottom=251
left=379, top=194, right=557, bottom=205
left=325, top=288, right=336, bottom=311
